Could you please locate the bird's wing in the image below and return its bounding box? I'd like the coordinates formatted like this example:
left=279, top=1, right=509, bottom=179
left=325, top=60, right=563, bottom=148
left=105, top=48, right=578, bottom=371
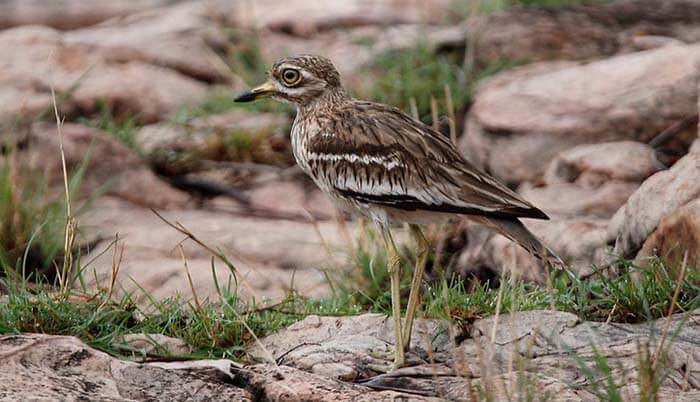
left=306, top=101, right=548, bottom=220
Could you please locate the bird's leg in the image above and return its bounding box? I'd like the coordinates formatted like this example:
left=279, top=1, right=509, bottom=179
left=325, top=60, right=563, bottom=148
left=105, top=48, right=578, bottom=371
left=381, top=227, right=405, bottom=369
left=403, top=224, right=429, bottom=350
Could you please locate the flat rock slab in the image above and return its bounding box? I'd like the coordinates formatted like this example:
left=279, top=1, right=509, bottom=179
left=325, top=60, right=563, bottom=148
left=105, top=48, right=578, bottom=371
left=81, top=195, right=347, bottom=304
left=250, top=310, right=700, bottom=401
left=610, top=142, right=700, bottom=259
left=233, top=364, right=443, bottom=402
left=247, top=313, right=450, bottom=380
left=0, top=25, right=207, bottom=127
left=2, top=309, right=699, bottom=401
left=461, top=44, right=700, bottom=184
left=0, top=334, right=252, bottom=401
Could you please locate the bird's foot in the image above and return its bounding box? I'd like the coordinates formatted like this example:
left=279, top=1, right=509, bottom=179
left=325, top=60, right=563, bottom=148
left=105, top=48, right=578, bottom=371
left=367, top=346, right=422, bottom=373
left=367, top=346, right=404, bottom=373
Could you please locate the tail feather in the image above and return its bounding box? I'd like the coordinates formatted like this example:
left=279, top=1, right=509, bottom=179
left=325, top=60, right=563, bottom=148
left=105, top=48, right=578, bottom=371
left=476, top=217, right=565, bottom=269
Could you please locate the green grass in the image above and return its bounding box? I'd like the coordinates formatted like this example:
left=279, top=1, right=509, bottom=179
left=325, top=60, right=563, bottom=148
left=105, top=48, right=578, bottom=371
left=508, top=0, right=587, bottom=7
left=0, top=147, right=89, bottom=281
left=0, top=236, right=695, bottom=372
left=78, top=101, right=140, bottom=151
left=339, top=238, right=699, bottom=324
left=364, top=43, right=517, bottom=125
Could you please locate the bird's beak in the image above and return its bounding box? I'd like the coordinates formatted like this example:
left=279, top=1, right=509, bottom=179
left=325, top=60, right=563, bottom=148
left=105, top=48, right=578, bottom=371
left=234, top=81, right=275, bottom=102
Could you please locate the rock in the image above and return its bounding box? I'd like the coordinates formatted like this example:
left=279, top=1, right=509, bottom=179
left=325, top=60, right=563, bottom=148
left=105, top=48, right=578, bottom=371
left=461, top=44, right=700, bottom=184
left=519, top=181, right=638, bottom=219
left=610, top=148, right=700, bottom=259
left=64, top=1, right=232, bottom=82
left=0, top=25, right=207, bottom=127
left=233, top=364, right=443, bottom=402
left=0, top=0, right=172, bottom=30
left=468, top=7, right=617, bottom=65
left=516, top=142, right=658, bottom=219
left=248, top=310, right=700, bottom=401
left=135, top=108, right=291, bottom=157
left=0, top=333, right=252, bottom=401
left=246, top=180, right=334, bottom=218
left=234, top=0, right=453, bottom=35
left=458, top=218, right=610, bottom=281
left=247, top=313, right=449, bottom=380
left=26, top=122, right=190, bottom=209
left=384, top=310, right=699, bottom=401
left=544, top=141, right=661, bottom=186
left=464, top=0, right=700, bottom=67
left=81, top=195, right=348, bottom=303
left=0, top=0, right=174, bottom=29
left=115, top=334, right=192, bottom=357
left=636, top=198, right=700, bottom=269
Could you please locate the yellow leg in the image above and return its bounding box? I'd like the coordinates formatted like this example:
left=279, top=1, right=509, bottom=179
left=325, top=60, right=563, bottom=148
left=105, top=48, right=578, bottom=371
left=381, top=226, right=405, bottom=369
left=403, top=224, right=429, bottom=350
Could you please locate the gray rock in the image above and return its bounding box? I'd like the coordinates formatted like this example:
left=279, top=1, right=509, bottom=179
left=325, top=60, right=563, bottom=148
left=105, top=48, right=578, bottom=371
left=23, top=122, right=191, bottom=209
left=64, top=1, right=232, bottom=82
left=0, top=25, right=207, bottom=127
left=248, top=310, right=700, bottom=401
left=0, top=0, right=173, bottom=30
left=115, top=334, right=193, bottom=357
left=636, top=197, right=700, bottom=269
left=233, top=364, right=444, bottom=401
left=81, top=195, right=343, bottom=304
left=544, top=141, right=661, bottom=186
left=461, top=44, right=700, bottom=185
left=247, top=313, right=450, bottom=380
left=0, top=333, right=252, bottom=401
left=610, top=144, right=700, bottom=259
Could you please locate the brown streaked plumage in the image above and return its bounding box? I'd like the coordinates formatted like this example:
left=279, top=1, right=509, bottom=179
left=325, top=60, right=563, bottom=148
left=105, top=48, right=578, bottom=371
left=235, top=54, right=561, bottom=370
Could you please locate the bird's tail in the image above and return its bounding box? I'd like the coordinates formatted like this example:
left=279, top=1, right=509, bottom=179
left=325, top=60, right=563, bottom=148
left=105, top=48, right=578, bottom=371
left=476, top=217, right=565, bottom=269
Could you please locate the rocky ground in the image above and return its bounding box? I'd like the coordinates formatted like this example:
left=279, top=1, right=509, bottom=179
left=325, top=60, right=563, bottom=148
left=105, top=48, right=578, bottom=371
left=2, top=310, right=699, bottom=401
left=1, top=0, right=700, bottom=400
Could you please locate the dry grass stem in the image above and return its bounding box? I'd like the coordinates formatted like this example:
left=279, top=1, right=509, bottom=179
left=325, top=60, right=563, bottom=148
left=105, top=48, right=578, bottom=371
left=443, top=84, right=458, bottom=146
left=51, top=87, right=76, bottom=297
left=430, top=96, right=439, bottom=130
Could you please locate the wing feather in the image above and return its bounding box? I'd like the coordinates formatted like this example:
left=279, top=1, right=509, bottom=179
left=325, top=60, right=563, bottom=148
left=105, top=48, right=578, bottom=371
left=307, top=101, right=549, bottom=220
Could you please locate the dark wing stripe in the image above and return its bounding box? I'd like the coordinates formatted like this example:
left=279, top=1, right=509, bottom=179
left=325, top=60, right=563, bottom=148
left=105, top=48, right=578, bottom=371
left=336, top=188, right=550, bottom=220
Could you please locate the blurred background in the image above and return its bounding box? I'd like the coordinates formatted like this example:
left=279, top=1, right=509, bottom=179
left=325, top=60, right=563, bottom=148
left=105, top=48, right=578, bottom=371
left=1, top=0, right=699, bottom=306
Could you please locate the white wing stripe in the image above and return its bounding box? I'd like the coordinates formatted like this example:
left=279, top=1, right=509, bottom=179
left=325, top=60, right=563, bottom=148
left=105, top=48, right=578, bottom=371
left=307, top=152, right=404, bottom=170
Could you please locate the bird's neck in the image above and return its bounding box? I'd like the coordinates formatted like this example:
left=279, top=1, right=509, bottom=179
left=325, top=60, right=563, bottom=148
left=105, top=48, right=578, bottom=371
left=297, top=87, right=350, bottom=115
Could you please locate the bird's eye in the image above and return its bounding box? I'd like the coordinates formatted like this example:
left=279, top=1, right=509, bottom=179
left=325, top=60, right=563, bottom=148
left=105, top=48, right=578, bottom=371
left=281, top=69, right=301, bottom=86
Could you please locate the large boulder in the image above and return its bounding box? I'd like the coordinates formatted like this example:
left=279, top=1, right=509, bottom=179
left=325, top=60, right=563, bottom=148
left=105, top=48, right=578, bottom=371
left=23, top=122, right=190, bottom=209
left=0, top=25, right=207, bottom=127
left=543, top=141, right=661, bottom=186
left=636, top=198, right=700, bottom=269
left=0, top=0, right=172, bottom=30
left=0, top=333, right=253, bottom=401
left=81, top=193, right=339, bottom=303
left=610, top=141, right=700, bottom=259
left=466, top=0, right=700, bottom=66
left=247, top=313, right=448, bottom=380
left=64, top=1, right=232, bottom=83
left=2, top=311, right=699, bottom=401
left=247, top=310, right=700, bottom=401
left=456, top=218, right=610, bottom=281
left=461, top=44, right=700, bottom=185
left=519, top=141, right=662, bottom=219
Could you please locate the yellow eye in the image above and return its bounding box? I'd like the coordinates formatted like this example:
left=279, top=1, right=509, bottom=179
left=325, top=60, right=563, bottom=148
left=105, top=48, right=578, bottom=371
left=281, top=69, right=301, bottom=86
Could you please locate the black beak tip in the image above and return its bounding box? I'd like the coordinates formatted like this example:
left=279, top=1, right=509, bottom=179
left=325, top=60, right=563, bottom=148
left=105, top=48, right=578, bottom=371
left=234, top=91, right=256, bottom=103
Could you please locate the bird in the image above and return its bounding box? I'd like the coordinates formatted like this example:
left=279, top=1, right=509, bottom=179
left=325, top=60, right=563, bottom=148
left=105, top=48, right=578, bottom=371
left=234, top=54, right=560, bottom=370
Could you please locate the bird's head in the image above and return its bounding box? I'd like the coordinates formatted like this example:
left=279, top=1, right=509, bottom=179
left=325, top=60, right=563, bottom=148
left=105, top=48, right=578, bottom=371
left=234, top=55, right=345, bottom=107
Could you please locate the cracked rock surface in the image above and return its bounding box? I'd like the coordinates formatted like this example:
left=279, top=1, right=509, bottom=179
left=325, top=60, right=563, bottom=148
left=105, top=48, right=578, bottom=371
left=3, top=310, right=699, bottom=401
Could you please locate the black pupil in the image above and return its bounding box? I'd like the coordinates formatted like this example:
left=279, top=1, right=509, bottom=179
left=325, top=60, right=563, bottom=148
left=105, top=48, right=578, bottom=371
left=284, top=71, right=297, bottom=82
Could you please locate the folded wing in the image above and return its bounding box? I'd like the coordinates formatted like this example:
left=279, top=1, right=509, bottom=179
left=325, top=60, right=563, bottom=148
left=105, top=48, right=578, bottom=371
left=305, top=101, right=549, bottom=221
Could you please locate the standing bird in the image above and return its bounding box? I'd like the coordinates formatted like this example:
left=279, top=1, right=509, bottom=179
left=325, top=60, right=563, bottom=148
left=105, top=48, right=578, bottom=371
left=235, top=55, right=559, bottom=370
